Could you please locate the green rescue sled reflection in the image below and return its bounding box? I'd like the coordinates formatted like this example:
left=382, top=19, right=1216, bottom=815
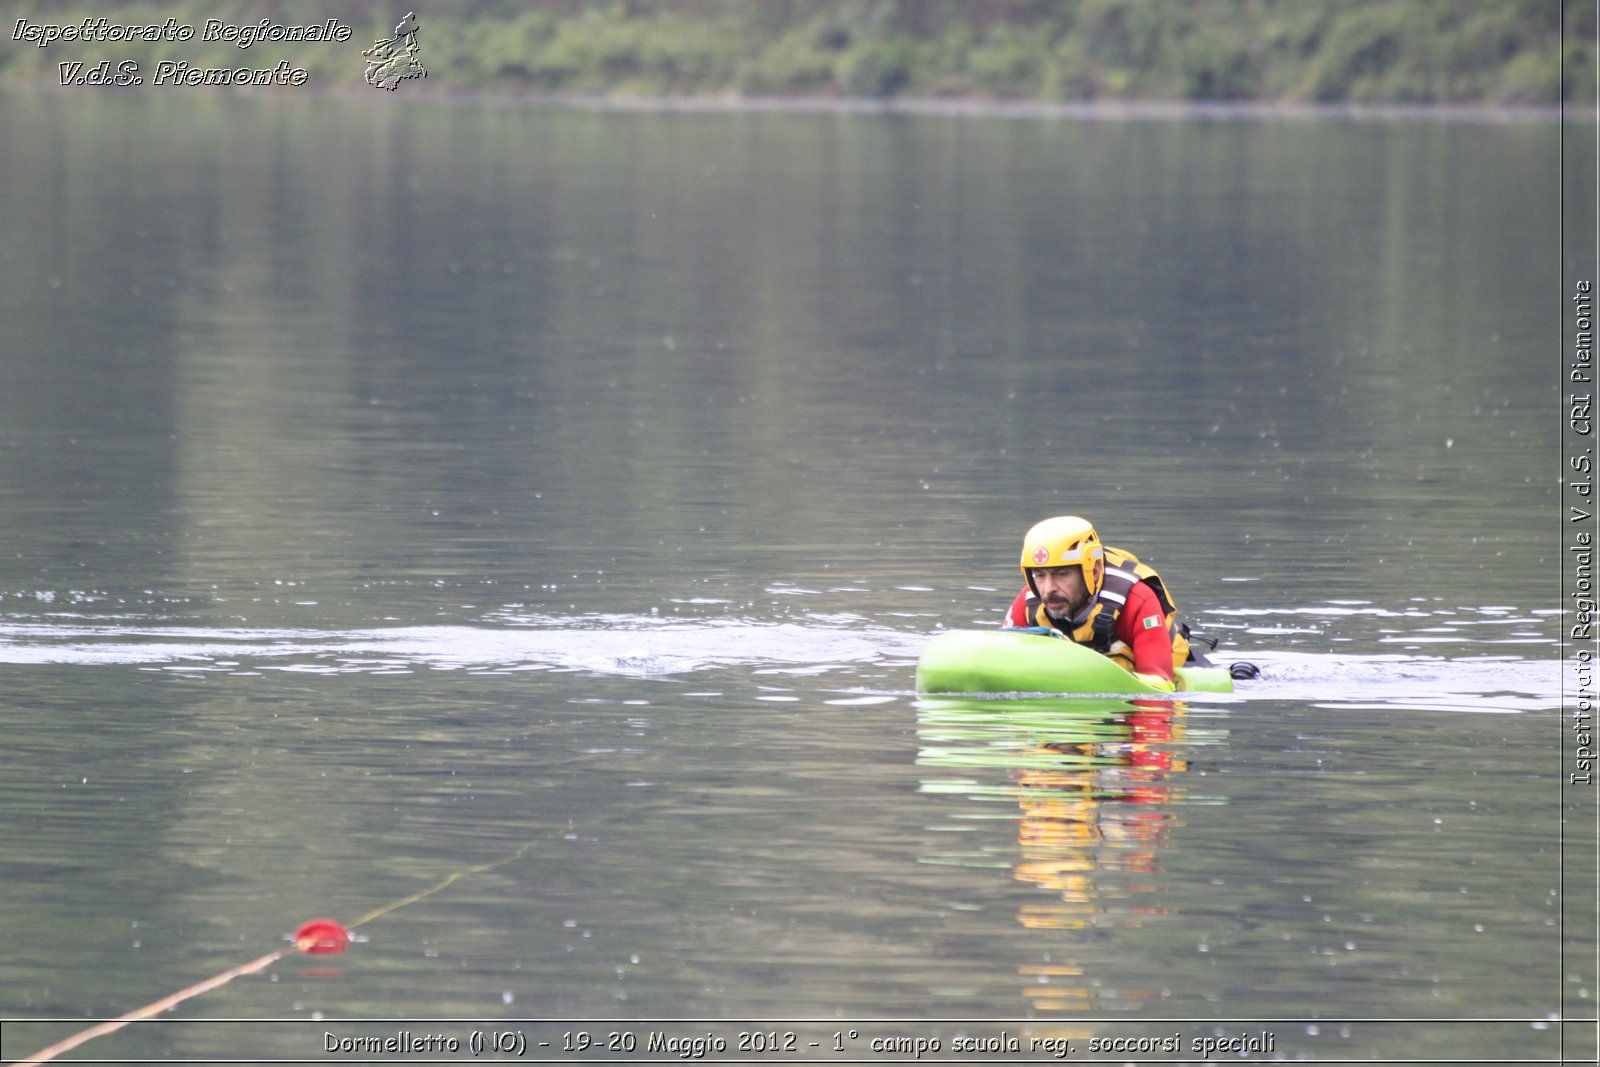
left=915, top=691, right=1228, bottom=1014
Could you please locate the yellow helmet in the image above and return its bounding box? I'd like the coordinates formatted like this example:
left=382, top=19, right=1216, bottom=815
left=1019, top=516, right=1104, bottom=598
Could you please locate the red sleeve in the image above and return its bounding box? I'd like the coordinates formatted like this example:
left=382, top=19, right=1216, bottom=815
left=1004, top=588, right=1031, bottom=627
left=1116, top=582, right=1176, bottom=679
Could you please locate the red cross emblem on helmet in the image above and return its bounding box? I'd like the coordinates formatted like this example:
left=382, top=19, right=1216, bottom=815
left=1031, top=547, right=1051, bottom=565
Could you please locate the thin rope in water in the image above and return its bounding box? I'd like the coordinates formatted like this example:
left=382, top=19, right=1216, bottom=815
left=346, top=840, right=535, bottom=931
left=13, top=949, right=286, bottom=1066
left=13, top=840, right=539, bottom=1065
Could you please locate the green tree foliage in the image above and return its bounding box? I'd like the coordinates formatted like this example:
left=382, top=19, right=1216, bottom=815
left=0, top=0, right=1587, bottom=105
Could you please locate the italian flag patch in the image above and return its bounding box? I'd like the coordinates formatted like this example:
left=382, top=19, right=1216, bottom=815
left=1142, top=615, right=1162, bottom=630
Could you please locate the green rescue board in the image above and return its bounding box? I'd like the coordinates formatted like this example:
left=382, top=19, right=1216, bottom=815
left=914, top=629, right=1233, bottom=696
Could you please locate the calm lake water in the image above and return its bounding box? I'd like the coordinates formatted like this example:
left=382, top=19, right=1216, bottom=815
left=0, top=89, right=1589, bottom=1064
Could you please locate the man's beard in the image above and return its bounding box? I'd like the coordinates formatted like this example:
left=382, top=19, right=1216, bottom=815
left=1044, top=595, right=1081, bottom=621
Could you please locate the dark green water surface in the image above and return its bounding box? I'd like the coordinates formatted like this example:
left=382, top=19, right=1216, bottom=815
left=0, top=90, right=1588, bottom=1063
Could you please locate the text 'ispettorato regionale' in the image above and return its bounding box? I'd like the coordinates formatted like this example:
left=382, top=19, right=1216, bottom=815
left=12, top=17, right=353, bottom=49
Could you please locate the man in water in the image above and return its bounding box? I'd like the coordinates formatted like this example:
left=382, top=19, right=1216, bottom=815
left=1004, top=515, right=1195, bottom=691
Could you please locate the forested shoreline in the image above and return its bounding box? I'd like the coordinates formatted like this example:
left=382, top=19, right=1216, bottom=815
left=2, top=0, right=1591, bottom=106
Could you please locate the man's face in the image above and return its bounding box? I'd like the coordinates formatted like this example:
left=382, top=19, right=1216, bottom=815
left=1030, top=565, right=1089, bottom=619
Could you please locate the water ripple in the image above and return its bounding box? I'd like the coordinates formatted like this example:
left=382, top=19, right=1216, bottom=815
left=0, top=617, right=928, bottom=678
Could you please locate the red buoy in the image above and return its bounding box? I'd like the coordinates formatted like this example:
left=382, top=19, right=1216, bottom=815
left=293, top=918, right=350, bottom=955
